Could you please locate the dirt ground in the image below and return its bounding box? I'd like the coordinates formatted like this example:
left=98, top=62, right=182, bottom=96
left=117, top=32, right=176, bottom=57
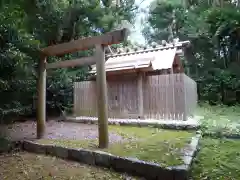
left=0, top=152, right=138, bottom=180
left=0, top=120, right=124, bottom=143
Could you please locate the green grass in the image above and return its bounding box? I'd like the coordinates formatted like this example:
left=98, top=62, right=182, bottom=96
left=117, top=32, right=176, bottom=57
left=191, top=105, right=240, bottom=179
left=37, top=126, right=194, bottom=167
left=191, top=138, right=240, bottom=180
left=196, top=104, right=240, bottom=136
left=0, top=152, right=137, bottom=180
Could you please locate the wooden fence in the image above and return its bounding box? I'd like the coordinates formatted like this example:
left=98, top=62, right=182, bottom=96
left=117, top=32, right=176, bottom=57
left=73, top=73, right=197, bottom=121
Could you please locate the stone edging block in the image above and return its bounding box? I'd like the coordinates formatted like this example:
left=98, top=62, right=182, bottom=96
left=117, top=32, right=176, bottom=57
left=19, top=141, right=190, bottom=180
left=180, top=132, right=201, bottom=169
left=10, top=133, right=201, bottom=180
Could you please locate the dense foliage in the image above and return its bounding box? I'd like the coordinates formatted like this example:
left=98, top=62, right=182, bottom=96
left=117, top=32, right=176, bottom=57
left=143, top=0, right=240, bottom=105
left=0, top=0, right=137, bottom=122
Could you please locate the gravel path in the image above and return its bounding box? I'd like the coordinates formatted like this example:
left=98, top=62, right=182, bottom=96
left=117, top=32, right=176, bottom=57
left=0, top=120, right=125, bottom=143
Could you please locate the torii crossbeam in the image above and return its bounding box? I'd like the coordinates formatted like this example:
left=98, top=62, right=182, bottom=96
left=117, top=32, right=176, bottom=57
left=37, top=28, right=129, bottom=148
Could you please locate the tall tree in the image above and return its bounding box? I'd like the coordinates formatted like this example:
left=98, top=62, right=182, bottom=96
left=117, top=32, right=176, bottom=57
left=0, top=0, right=137, bottom=121
left=143, top=0, right=240, bottom=104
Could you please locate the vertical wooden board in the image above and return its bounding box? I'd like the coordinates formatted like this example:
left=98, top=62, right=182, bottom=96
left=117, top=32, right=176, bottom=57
left=144, top=76, right=151, bottom=119
left=88, top=82, right=92, bottom=117
left=152, top=77, right=155, bottom=119
left=148, top=76, right=153, bottom=119
left=163, top=75, right=167, bottom=120
left=159, top=75, right=163, bottom=120
left=177, top=74, right=183, bottom=120
left=150, top=76, right=154, bottom=119
left=144, top=77, right=148, bottom=119
left=119, top=81, right=123, bottom=118
left=156, top=76, right=159, bottom=119
left=90, top=81, right=94, bottom=116
left=78, top=82, right=81, bottom=115
left=80, top=82, right=83, bottom=116
left=124, top=82, right=128, bottom=116
left=173, top=74, right=178, bottom=120
left=111, top=80, right=115, bottom=118
left=154, top=76, right=158, bottom=119
left=84, top=82, right=87, bottom=116
left=137, top=74, right=143, bottom=118
left=90, top=81, right=94, bottom=117
left=113, top=81, right=118, bottom=119
left=82, top=82, right=85, bottom=116
left=73, top=82, right=75, bottom=115
left=87, top=82, right=90, bottom=116
left=76, top=82, right=78, bottom=116
left=107, top=81, right=111, bottom=117
left=174, top=74, right=180, bottom=120
left=85, top=82, right=88, bottom=116
left=77, top=83, right=79, bottom=115
left=168, top=74, right=173, bottom=120
left=168, top=74, right=172, bottom=119
left=112, top=81, right=115, bottom=118
left=152, top=76, right=155, bottom=119
left=87, top=82, right=91, bottom=117
left=183, top=74, right=188, bottom=120
left=156, top=76, right=160, bottom=119
left=128, top=80, right=132, bottom=116
left=77, top=82, right=80, bottom=116
left=86, top=82, right=90, bottom=116
left=172, top=74, right=177, bottom=120
left=180, top=74, right=186, bottom=120
left=107, top=80, right=117, bottom=118
left=157, top=75, right=163, bottom=119
left=148, top=77, right=151, bottom=119
left=154, top=76, right=157, bottom=119
left=164, top=75, right=168, bottom=119
left=119, top=81, right=122, bottom=117
left=143, top=77, right=149, bottom=119
left=165, top=75, right=169, bottom=120
left=93, top=81, right=97, bottom=116
left=73, top=82, right=76, bottom=115
left=183, top=75, right=187, bottom=116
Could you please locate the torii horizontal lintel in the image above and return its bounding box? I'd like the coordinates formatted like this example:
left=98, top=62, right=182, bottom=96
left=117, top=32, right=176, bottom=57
left=41, top=28, right=129, bottom=56
left=46, top=56, right=95, bottom=69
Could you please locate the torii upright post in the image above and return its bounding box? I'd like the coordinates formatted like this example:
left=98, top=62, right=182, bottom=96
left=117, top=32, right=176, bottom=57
left=37, top=28, right=129, bottom=148
left=37, top=55, right=46, bottom=139
left=96, top=45, right=108, bottom=148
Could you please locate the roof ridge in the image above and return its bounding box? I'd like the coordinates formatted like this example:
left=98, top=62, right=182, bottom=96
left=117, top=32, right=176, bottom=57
left=106, top=40, right=190, bottom=58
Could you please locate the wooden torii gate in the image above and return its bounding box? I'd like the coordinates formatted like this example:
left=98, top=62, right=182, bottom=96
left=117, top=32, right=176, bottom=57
left=38, top=28, right=129, bottom=148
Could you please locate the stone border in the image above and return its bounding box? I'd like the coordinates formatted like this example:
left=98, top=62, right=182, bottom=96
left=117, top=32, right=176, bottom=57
left=180, top=132, right=201, bottom=167
left=65, top=116, right=200, bottom=130
left=1, top=133, right=201, bottom=180
left=21, top=141, right=178, bottom=180
left=21, top=133, right=200, bottom=180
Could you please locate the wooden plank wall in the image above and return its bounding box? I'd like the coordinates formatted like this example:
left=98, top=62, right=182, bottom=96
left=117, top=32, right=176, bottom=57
left=107, top=75, right=138, bottom=118
left=74, top=73, right=197, bottom=121
left=74, top=81, right=97, bottom=117
left=143, top=73, right=186, bottom=120
left=74, top=74, right=138, bottom=119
